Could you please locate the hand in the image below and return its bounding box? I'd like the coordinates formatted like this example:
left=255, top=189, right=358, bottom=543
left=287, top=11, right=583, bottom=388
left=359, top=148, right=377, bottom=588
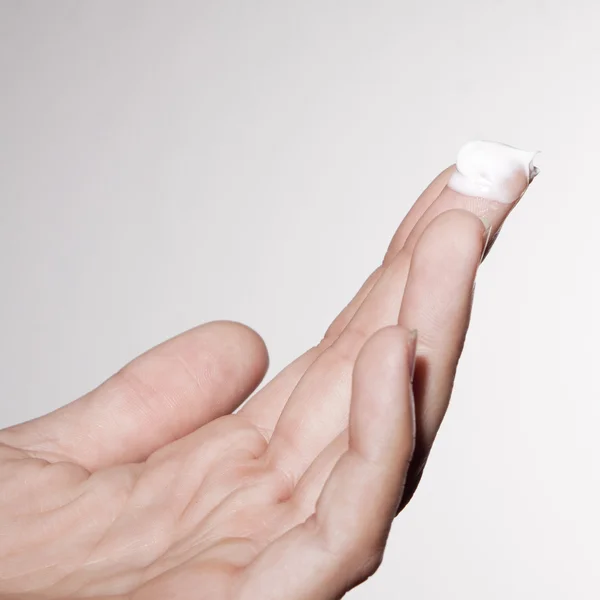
left=0, top=162, right=532, bottom=600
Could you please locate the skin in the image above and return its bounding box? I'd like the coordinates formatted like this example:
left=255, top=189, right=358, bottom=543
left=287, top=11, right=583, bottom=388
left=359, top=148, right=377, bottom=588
left=0, top=165, right=531, bottom=599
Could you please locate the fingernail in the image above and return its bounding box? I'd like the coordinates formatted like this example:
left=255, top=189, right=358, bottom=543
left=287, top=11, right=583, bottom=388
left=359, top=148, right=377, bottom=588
left=449, top=140, right=540, bottom=204
left=408, top=329, right=418, bottom=383
left=480, top=216, right=492, bottom=264
left=529, top=151, right=542, bottom=182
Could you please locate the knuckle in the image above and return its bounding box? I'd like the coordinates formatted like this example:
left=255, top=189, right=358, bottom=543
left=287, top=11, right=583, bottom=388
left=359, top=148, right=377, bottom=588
left=329, top=325, right=372, bottom=366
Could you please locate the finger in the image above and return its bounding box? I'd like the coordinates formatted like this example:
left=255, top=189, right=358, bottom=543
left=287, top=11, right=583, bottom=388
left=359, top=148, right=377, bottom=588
left=266, top=243, right=413, bottom=478
left=0, top=321, right=268, bottom=470
left=282, top=210, right=487, bottom=510
left=382, top=165, right=454, bottom=265
left=240, top=167, right=451, bottom=433
left=273, top=212, right=481, bottom=499
left=265, top=140, right=537, bottom=478
left=394, top=142, right=539, bottom=509
left=326, top=165, right=453, bottom=337
left=396, top=210, right=487, bottom=508
left=237, top=326, right=416, bottom=600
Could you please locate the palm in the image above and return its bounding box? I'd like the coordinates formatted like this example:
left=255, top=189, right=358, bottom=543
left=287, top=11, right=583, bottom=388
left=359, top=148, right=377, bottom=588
left=1, top=414, right=301, bottom=598
left=0, top=164, right=530, bottom=599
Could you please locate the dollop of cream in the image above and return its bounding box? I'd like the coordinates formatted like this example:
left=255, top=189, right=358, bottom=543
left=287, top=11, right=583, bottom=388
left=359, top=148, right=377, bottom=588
left=448, top=141, right=539, bottom=204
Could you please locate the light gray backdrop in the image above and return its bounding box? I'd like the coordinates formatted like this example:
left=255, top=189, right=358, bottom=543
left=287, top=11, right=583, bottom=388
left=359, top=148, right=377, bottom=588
left=1, top=1, right=598, bottom=598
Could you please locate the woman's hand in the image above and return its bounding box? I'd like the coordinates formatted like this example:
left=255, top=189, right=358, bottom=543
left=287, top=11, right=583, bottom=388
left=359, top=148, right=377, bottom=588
left=0, top=158, right=533, bottom=600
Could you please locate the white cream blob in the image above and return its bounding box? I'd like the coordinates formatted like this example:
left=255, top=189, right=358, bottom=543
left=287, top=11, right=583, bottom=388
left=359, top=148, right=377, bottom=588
left=448, top=141, right=539, bottom=204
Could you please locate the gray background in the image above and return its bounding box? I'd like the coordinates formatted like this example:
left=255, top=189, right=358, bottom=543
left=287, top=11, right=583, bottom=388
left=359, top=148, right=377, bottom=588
left=1, top=1, right=599, bottom=598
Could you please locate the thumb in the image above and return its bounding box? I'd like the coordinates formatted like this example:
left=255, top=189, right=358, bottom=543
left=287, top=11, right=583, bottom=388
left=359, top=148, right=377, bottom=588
left=0, top=321, right=268, bottom=470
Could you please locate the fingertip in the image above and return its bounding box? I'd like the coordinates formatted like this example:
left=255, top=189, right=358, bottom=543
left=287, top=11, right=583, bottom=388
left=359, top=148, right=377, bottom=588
left=351, top=325, right=416, bottom=464
left=384, top=165, right=457, bottom=263
left=206, top=320, right=270, bottom=376
left=426, top=164, right=456, bottom=189
left=413, top=208, right=486, bottom=271
left=354, top=325, right=415, bottom=388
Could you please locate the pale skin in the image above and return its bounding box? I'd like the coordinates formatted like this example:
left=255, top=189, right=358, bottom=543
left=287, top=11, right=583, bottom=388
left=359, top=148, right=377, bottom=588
left=0, top=165, right=531, bottom=599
